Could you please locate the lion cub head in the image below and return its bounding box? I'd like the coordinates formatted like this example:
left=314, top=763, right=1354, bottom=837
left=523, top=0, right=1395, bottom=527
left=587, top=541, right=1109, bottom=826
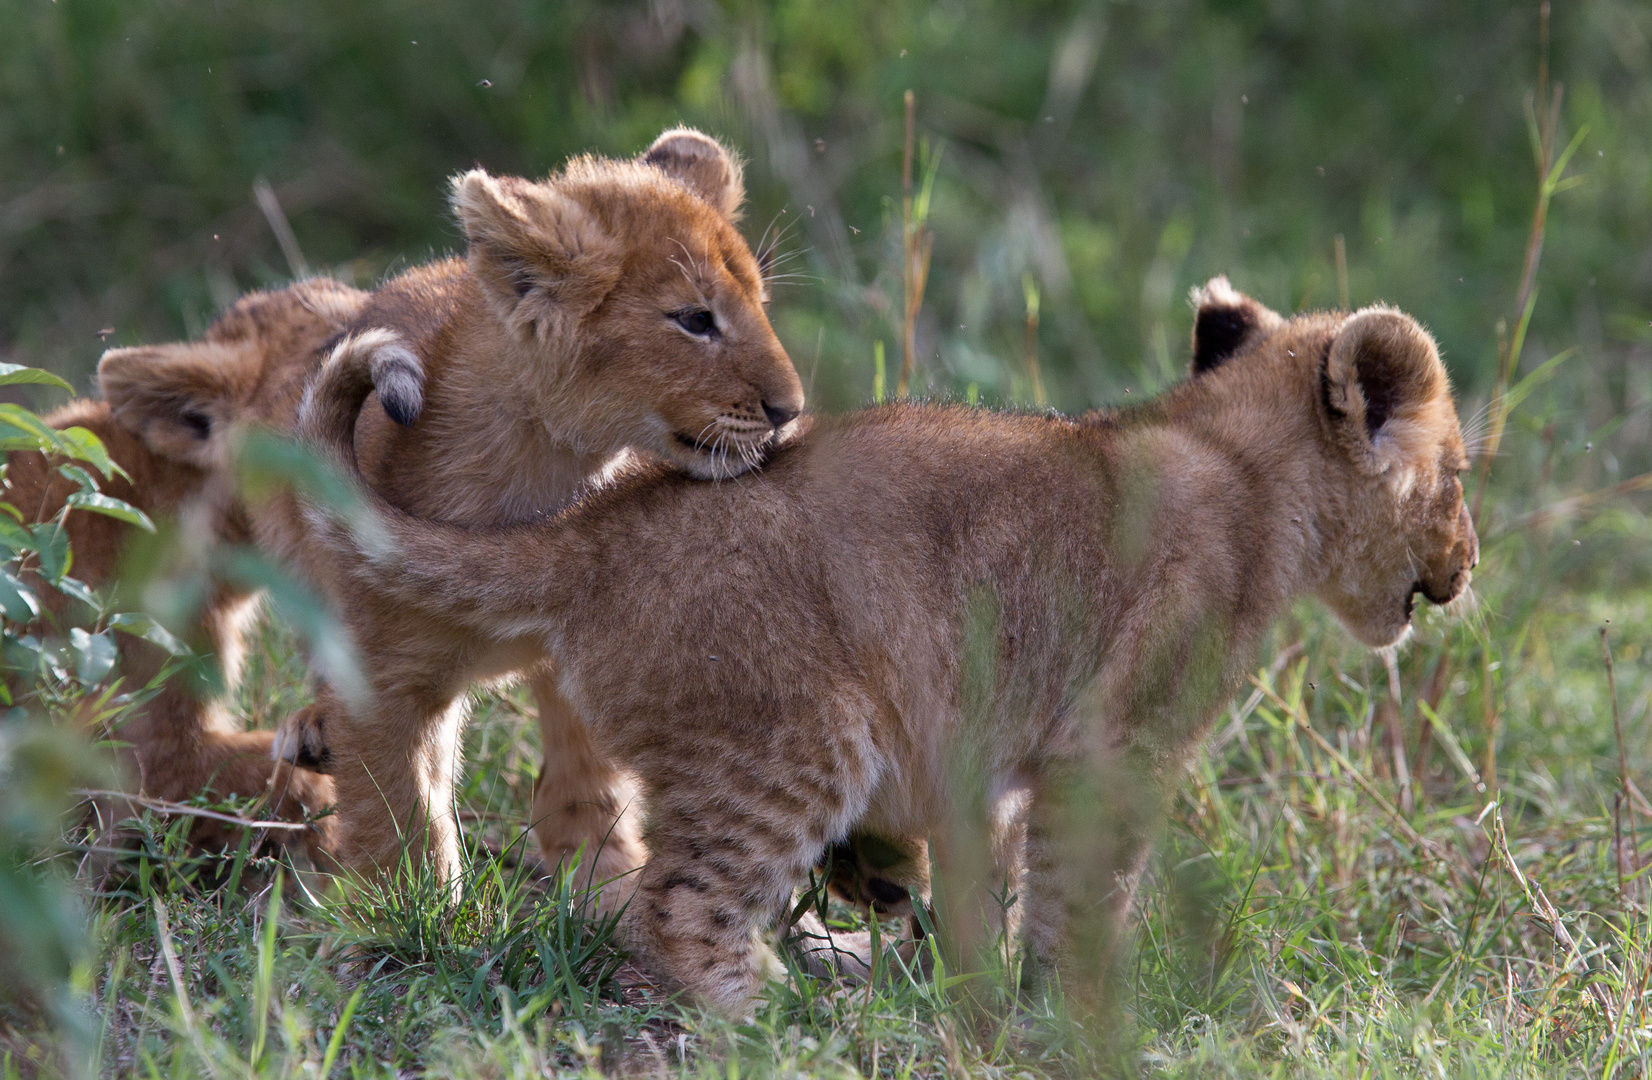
left=97, top=278, right=366, bottom=478
left=1190, top=277, right=1479, bottom=647
left=366, top=128, right=803, bottom=481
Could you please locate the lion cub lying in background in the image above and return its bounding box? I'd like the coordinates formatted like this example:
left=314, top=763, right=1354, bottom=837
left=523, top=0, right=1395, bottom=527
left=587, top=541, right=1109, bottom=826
left=246, top=128, right=804, bottom=899
left=298, top=281, right=1478, bottom=1016
left=9, top=278, right=366, bottom=856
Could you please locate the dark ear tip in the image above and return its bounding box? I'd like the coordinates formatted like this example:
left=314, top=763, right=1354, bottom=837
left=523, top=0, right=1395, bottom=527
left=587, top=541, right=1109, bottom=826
left=1191, top=306, right=1254, bottom=375
left=1189, top=276, right=1284, bottom=375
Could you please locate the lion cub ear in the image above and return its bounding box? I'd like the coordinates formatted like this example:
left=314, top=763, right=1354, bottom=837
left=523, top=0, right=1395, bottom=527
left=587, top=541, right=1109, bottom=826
left=99, top=342, right=252, bottom=468
left=1324, top=307, right=1453, bottom=485
left=1189, top=276, right=1284, bottom=374
left=451, top=169, right=624, bottom=338
left=640, top=127, right=745, bottom=221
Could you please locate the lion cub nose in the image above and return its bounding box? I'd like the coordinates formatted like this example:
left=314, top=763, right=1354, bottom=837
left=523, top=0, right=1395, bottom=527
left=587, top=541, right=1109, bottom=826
left=762, top=400, right=800, bottom=429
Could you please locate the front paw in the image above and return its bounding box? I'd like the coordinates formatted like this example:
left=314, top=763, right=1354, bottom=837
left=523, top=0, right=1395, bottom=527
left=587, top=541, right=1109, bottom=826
left=271, top=704, right=332, bottom=773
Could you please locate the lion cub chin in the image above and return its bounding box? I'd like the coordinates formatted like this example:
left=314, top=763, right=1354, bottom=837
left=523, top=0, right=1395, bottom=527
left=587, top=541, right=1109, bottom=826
left=11, top=278, right=368, bottom=860
left=296, top=280, right=1476, bottom=1017
left=243, top=129, right=806, bottom=905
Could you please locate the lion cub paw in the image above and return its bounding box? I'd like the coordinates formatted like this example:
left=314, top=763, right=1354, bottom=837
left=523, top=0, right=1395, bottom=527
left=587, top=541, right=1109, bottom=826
left=271, top=704, right=332, bottom=774
left=822, top=832, right=930, bottom=917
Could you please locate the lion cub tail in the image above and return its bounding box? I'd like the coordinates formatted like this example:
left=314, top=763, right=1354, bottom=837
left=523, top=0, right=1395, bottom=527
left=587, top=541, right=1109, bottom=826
left=292, top=328, right=421, bottom=567
left=299, top=328, right=424, bottom=472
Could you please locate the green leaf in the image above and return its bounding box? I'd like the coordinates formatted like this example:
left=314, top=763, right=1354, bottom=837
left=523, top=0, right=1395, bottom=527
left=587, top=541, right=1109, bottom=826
left=28, top=523, right=71, bottom=584
left=56, top=464, right=99, bottom=496
left=1417, top=700, right=1485, bottom=793
left=1501, top=346, right=1578, bottom=419
left=214, top=545, right=367, bottom=707
left=0, top=514, right=34, bottom=556
left=235, top=429, right=392, bottom=560
left=0, top=569, right=40, bottom=622
left=65, top=492, right=155, bottom=533
left=54, top=575, right=101, bottom=612
left=0, top=406, right=66, bottom=454
left=1544, top=123, right=1590, bottom=190
left=107, top=612, right=188, bottom=656
left=69, top=627, right=117, bottom=684
left=320, top=986, right=365, bottom=1078
left=55, top=426, right=129, bottom=482
left=0, top=364, right=74, bottom=395
left=0, top=433, right=54, bottom=455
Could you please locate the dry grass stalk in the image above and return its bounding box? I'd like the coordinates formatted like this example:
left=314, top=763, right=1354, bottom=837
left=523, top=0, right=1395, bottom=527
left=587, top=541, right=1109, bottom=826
left=1471, top=2, right=1587, bottom=521
left=1022, top=274, right=1046, bottom=406
left=1602, top=623, right=1641, bottom=896
left=896, top=89, right=933, bottom=399
left=252, top=177, right=310, bottom=280
left=1471, top=4, right=1589, bottom=801
left=1381, top=650, right=1413, bottom=813
left=1498, top=469, right=1652, bottom=536
left=75, top=788, right=311, bottom=832
left=1487, top=806, right=1618, bottom=1024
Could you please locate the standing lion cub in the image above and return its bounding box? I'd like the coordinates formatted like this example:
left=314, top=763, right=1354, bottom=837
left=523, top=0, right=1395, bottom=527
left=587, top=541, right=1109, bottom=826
left=241, top=129, right=805, bottom=898
left=299, top=282, right=1476, bottom=1016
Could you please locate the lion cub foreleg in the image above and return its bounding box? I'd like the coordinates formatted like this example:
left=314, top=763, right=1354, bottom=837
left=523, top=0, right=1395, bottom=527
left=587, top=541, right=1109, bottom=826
left=528, top=667, right=646, bottom=912
left=318, top=680, right=470, bottom=889
left=105, top=590, right=335, bottom=857
left=1015, top=760, right=1158, bottom=1012
left=623, top=792, right=832, bottom=1019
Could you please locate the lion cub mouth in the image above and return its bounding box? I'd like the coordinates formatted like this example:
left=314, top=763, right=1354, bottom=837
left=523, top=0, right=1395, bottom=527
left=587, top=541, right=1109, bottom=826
left=672, top=426, right=776, bottom=458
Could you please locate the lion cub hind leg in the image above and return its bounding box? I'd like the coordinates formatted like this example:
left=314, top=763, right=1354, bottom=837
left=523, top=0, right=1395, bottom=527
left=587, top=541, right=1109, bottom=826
left=528, top=670, right=646, bottom=913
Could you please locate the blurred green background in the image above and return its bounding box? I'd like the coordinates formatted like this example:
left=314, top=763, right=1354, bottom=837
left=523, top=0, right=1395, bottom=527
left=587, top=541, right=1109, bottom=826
left=2, top=0, right=1648, bottom=455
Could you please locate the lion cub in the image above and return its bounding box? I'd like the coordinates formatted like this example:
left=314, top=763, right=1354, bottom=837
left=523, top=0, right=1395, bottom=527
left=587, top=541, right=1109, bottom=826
left=251, top=129, right=804, bottom=898
left=9, top=278, right=367, bottom=855
left=298, top=282, right=1477, bottom=1015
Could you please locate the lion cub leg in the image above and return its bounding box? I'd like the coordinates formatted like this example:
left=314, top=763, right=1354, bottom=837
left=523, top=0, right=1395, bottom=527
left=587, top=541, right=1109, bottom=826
left=314, top=680, right=470, bottom=889
left=527, top=668, right=645, bottom=912
left=1016, top=767, right=1155, bottom=1013
left=108, top=598, right=335, bottom=858
left=822, top=831, right=930, bottom=919
left=623, top=787, right=840, bottom=1018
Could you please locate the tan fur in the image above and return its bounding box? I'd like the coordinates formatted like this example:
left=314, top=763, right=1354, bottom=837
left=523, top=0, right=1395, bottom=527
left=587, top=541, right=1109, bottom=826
left=261, top=129, right=803, bottom=900
left=295, top=282, right=1477, bottom=1015
left=9, top=278, right=367, bottom=854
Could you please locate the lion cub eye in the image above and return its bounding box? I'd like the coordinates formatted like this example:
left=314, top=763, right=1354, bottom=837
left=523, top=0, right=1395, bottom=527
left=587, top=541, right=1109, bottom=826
left=672, top=309, right=717, bottom=337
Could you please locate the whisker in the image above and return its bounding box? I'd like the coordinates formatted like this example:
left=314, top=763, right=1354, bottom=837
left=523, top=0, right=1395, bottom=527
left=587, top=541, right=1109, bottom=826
left=670, top=237, right=704, bottom=283
left=666, top=255, right=698, bottom=290
left=1445, top=584, right=1479, bottom=620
